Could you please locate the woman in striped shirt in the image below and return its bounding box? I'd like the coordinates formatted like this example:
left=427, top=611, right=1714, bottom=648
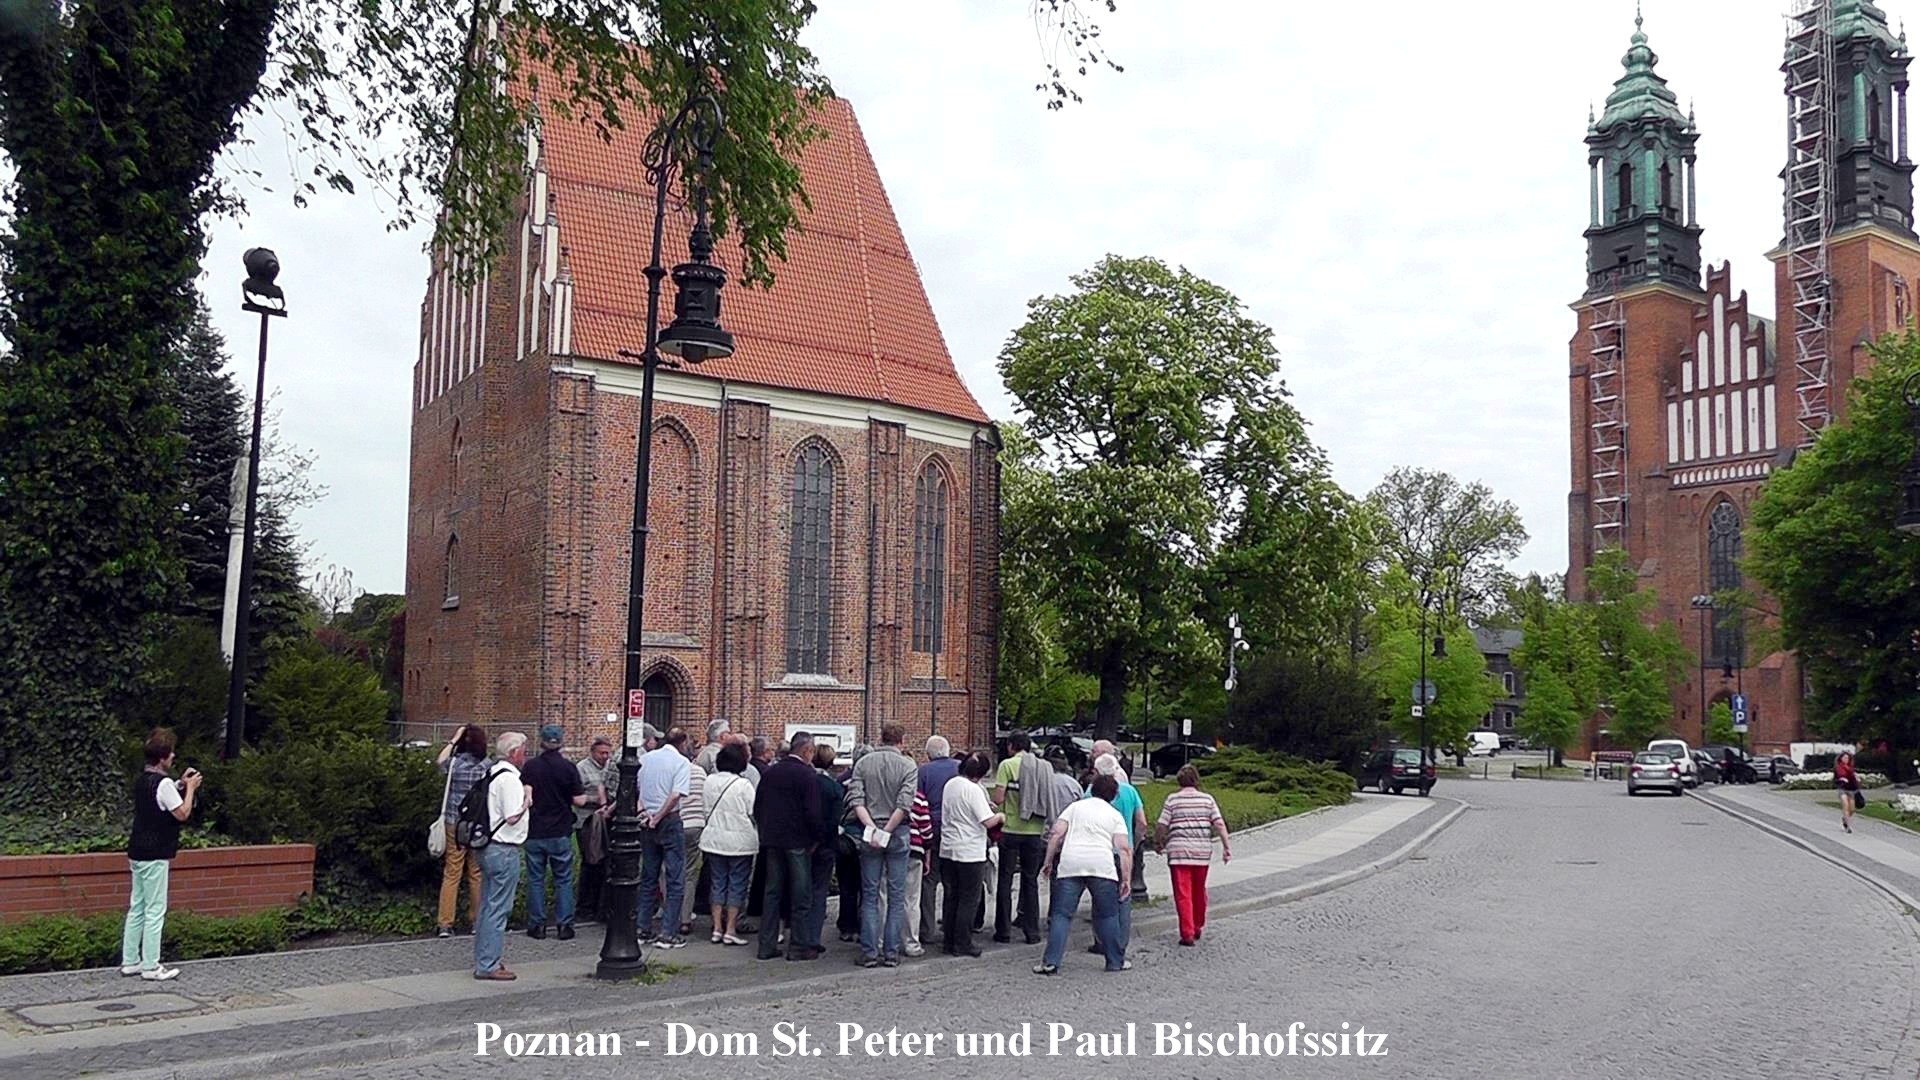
left=1154, top=765, right=1231, bottom=946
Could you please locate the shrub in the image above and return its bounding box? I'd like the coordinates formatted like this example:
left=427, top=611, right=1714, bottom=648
left=0, top=810, right=235, bottom=856
left=254, top=644, right=391, bottom=745
left=0, top=910, right=288, bottom=975
left=204, top=736, right=441, bottom=893
left=1782, top=771, right=1888, bottom=790
left=1191, top=747, right=1353, bottom=807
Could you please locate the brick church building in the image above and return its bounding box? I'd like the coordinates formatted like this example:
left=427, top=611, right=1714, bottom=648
left=1568, top=2, right=1919, bottom=753
left=401, top=92, right=1001, bottom=754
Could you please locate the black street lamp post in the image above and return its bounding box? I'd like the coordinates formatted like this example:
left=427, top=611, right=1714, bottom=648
left=225, top=249, right=287, bottom=761
left=597, top=89, right=734, bottom=981
left=1690, top=594, right=1713, bottom=742
left=1417, top=600, right=1447, bottom=769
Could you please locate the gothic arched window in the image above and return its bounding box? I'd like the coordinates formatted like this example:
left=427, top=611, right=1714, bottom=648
left=786, top=444, right=834, bottom=674
left=911, top=463, right=948, bottom=652
left=1707, top=502, right=1743, bottom=667
left=444, top=535, right=461, bottom=608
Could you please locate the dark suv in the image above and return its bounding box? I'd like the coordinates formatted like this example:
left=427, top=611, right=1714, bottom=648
left=1359, top=748, right=1435, bottom=796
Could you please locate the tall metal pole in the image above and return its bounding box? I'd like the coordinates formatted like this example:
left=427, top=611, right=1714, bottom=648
left=224, top=310, right=271, bottom=760
left=1418, top=601, right=1429, bottom=769
left=598, top=107, right=678, bottom=982
left=928, top=570, right=942, bottom=737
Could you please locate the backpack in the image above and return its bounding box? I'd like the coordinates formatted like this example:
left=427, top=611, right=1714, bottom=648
left=455, top=764, right=507, bottom=850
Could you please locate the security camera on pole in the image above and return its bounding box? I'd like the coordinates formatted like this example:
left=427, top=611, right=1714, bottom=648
left=1224, top=613, right=1249, bottom=739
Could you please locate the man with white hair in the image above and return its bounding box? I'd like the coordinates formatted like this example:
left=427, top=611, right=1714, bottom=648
left=696, top=719, right=731, bottom=774
left=1085, top=752, right=1147, bottom=957
left=474, top=731, right=532, bottom=981
left=913, top=735, right=958, bottom=952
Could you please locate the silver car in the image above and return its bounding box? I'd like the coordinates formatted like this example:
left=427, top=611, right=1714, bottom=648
left=1627, top=751, right=1685, bottom=796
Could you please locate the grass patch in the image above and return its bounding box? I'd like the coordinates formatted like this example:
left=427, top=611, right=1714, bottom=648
left=1138, top=781, right=1319, bottom=833
left=1817, top=799, right=1920, bottom=833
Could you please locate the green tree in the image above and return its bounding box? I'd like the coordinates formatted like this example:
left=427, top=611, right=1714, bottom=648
left=1234, top=648, right=1380, bottom=769
left=1518, top=667, right=1582, bottom=765
left=1000, top=255, right=1312, bottom=737
left=1367, top=595, right=1497, bottom=755
left=1586, top=548, right=1688, bottom=748
left=254, top=646, right=391, bottom=746
left=1367, top=467, right=1528, bottom=623
left=1706, top=700, right=1736, bottom=746
left=1748, top=331, right=1920, bottom=760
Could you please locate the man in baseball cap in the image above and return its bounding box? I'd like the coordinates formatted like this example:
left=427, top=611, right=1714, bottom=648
left=522, top=723, right=588, bottom=939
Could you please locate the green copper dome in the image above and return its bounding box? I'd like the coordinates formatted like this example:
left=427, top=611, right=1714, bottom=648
left=1594, top=11, right=1689, bottom=133
left=1832, top=0, right=1903, bottom=52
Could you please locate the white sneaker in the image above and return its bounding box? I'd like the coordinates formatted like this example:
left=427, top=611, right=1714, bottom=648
left=141, top=965, right=179, bottom=981
left=120, top=964, right=142, bottom=976
left=903, top=943, right=925, bottom=958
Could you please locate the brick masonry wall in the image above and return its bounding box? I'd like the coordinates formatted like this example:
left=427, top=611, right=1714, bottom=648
left=0, top=845, right=316, bottom=922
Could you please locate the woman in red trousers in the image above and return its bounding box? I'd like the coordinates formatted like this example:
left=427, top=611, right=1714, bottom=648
left=1154, top=765, right=1232, bottom=946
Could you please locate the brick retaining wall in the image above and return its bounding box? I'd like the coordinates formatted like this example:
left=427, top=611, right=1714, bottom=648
left=0, top=844, right=316, bottom=921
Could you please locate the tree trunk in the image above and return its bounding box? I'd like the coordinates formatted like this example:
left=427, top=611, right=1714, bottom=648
left=1094, top=650, right=1129, bottom=740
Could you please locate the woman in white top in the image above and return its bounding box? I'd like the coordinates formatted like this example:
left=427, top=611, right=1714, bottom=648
left=1034, top=773, right=1131, bottom=976
left=938, top=751, right=1004, bottom=957
left=698, top=743, right=760, bottom=945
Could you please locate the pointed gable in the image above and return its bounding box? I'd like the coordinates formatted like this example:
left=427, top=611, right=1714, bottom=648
left=537, top=94, right=988, bottom=423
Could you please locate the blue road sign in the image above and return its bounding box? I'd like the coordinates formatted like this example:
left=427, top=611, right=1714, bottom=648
left=1731, top=692, right=1749, bottom=733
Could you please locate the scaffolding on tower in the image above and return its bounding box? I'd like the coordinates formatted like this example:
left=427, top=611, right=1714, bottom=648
left=1589, top=292, right=1627, bottom=549
left=1785, top=0, right=1836, bottom=444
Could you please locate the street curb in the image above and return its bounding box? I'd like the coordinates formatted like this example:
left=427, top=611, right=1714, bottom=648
left=1686, top=789, right=1920, bottom=917
left=1193, top=796, right=1467, bottom=925
left=76, top=799, right=1466, bottom=1080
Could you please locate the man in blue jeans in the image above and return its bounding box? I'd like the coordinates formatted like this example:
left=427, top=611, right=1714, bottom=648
left=475, top=732, right=532, bottom=980
left=848, top=722, right=919, bottom=966
left=636, top=727, right=694, bottom=948
left=520, top=724, right=587, bottom=940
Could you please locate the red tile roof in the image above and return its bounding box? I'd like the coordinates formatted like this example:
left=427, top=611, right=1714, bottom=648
left=537, top=94, right=988, bottom=423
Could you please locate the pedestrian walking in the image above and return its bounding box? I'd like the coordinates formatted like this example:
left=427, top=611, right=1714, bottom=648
left=753, top=731, right=827, bottom=960
left=521, top=724, right=587, bottom=940
left=122, top=728, right=201, bottom=982
left=636, top=727, right=692, bottom=947
left=914, top=736, right=959, bottom=951
left=474, top=732, right=532, bottom=981
left=848, top=723, right=919, bottom=966
left=1033, top=774, right=1132, bottom=976
left=808, top=742, right=845, bottom=956
left=573, top=735, right=615, bottom=921
left=435, top=723, right=490, bottom=937
left=1154, top=765, right=1232, bottom=946
left=939, top=751, right=1003, bottom=957
left=1837, top=750, right=1863, bottom=833
left=700, top=742, right=758, bottom=945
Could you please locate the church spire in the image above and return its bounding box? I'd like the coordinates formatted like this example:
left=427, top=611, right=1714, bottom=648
left=1818, top=0, right=1917, bottom=235
left=1584, top=10, right=1703, bottom=295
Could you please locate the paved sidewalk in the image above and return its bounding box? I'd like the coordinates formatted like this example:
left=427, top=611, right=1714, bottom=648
left=0, top=792, right=1458, bottom=1079
left=1689, top=783, right=1920, bottom=908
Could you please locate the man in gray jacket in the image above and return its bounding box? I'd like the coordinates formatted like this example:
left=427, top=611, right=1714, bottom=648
left=847, top=722, right=918, bottom=966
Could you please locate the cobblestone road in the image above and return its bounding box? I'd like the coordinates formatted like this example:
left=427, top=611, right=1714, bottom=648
left=294, top=779, right=1920, bottom=1080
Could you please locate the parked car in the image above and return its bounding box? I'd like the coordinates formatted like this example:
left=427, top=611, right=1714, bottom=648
left=1689, top=750, right=1723, bottom=784
left=1700, top=744, right=1760, bottom=784
left=1498, top=733, right=1518, bottom=751
left=1358, top=748, right=1435, bottom=796
left=1627, top=751, right=1685, bottom=796
left=1467, top=730, right=1501, bottom=757
left=1147, top=742, right=1215, bottom=779
left=1757, top=754, right=1802, bottom=783
left=1647, top=739, right=1698, bottom=787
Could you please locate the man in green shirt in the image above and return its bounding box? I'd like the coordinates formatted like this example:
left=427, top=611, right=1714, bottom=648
left=990, top=733, right=1048, bottom=944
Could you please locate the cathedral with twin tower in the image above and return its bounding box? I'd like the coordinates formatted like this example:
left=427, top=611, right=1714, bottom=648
left=1569, top=1, right=1919, bottom=752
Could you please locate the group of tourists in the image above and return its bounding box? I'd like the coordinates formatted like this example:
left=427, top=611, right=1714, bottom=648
left=437, top=721, right=1234, bottom=982
left=115, top=720, right=1231, bottom=986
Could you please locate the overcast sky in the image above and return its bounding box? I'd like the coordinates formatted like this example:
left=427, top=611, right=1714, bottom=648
left=198, top=0, right=1813, bottom=595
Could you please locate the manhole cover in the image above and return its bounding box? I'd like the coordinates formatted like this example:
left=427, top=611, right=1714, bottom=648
left=1555, top=859, right=1600, bottom=866
left=15, top=992, right=198, bottom=1027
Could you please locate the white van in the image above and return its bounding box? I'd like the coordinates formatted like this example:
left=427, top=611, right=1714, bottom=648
left=1647, top=738, right=1697, bottom=787
left=1467, top=730, right=1502, bottom=757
